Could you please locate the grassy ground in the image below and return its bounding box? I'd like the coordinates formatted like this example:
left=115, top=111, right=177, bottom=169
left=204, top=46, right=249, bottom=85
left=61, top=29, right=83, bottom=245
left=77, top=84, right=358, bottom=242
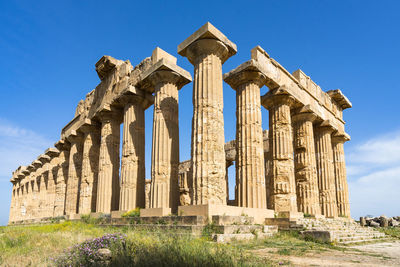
left=379, top=226, right=400, bottom=239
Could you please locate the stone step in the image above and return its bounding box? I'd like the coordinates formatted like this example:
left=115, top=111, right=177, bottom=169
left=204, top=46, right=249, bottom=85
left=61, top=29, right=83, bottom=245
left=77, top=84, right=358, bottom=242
left=339, top=237, right=392, bottom=245
left=212, top=231, right=276, bottom=243
left=111, top=215, right=206, bottom=226
left=212, top=215, right=254, bottom=226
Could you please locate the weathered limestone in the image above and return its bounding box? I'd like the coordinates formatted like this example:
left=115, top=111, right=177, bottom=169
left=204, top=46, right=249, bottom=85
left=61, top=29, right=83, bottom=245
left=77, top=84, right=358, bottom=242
left=224, top=60, right=267, bottom=208
left=54, top=140, right=70, bottom=216
left=178, top=22, right=237, bottom=205
left=119, top=97, right=146, bottom=211
left=262, top=87, right=297, bottom=213
left=79, top=121, right=100, bottom=214
left=96, top=109, right=121, bottom=213
left=141, top=49, right=191, bottom=213
left=8, top=24, right=353, bottom=225
left=292, top=107, right=321, bottom=216
left=332, top=133, right=351, bottom=218
left=314, top=121, right=338, bottom=218
left=65, top=131, right=84, bottom=216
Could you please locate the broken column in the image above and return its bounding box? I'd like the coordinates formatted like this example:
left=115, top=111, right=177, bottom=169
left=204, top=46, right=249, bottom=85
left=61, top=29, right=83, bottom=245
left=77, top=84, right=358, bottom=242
left=178, top=22, right=236, bottom=205
left=332, top=133, right=351, bottom=218
left=262, top=87, right=298, bottom=213
left=65, top=131, right=83, bottom=216
left=292, top=107, right=321, bottom=216
left=314, top=121, right=338, bottom=218
left=79, top=120, right=100, bottom=214
left=141, top=48, right=191, bottom=214
left=96, top=109, right=121, bottom=213
left=224, top=60, right=267, bottom=208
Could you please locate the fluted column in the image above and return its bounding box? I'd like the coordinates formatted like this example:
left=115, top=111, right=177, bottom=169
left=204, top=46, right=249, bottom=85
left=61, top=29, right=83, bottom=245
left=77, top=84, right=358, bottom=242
left=178, top=23, right=237, bottom=205
left=262, top=88, right=297, bottom=213
left=65, top=133, right=83, bottom=215
left=79, top=124, right=100, bottom=214
left=9, top=184, right=16, bottom=223
left=120, top=98, right=145, bottom=211
left=315, top=122, right=338, bottom=218
left=292, top=110, right=321, bottom=216
left=54, top=140, right=70, bottom=216
left=149, top=72, right=181, bottom=213
left=332, top=134, right=351, bottom=217
left=96, top=110, right=121, bottom=213
left=224, top=63, right=267, bottom=208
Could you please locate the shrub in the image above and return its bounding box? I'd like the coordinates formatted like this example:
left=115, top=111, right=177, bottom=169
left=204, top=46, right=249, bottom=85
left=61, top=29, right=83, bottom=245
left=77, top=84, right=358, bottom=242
left=122, top=208, right=140, bottom=218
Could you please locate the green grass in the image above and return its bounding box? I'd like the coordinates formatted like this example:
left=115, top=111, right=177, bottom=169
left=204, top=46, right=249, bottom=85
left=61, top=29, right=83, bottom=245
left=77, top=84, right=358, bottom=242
left=379, top=227, right=400, bottom=239
left=0, top=222, right=270, bottom=266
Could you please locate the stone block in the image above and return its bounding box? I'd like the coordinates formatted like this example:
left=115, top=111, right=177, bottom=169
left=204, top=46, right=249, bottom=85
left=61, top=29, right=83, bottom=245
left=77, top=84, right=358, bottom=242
left=151, top=47, right=177, bottom=64
left=140, top=207, right=172, bottom=217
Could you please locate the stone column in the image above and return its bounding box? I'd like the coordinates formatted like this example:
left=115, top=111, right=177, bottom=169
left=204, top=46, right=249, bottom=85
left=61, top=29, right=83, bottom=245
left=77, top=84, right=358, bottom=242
left=9, top=183, right=16, bottom=223
left=119, top=98, right=146, bottom=211
left=79, top=123, right=100, bottom=214
left=32, top=161, right=42, bottom=220
left=65, top=132, right=83, bottom=216
left=262, top=88, right=297, bottom=213
left=178, top=22, right=237, bottom=205
left=54, top=140, right=70, bottom=217
left=44, top=148, right=60, bottom=218
left=332, top=134, right=351, bottom=217
left=224, top=61, right=267, bottom=209
left=314, top=121, right=338, bottom=218
left=292, top=109, right=321, bottom=216
left=96, top=110, right=121, bottom=213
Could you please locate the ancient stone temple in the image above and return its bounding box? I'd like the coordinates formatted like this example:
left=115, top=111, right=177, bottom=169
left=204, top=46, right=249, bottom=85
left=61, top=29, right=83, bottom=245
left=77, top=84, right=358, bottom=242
left=8, top=22, right=352, bottom=225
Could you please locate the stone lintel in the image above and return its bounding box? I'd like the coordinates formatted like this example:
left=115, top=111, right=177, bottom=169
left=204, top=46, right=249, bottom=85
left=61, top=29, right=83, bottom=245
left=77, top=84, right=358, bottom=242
left=223, top=59, right=267, bottom=89
left=38, top=154, right=51, bottom=164
left=45, top=147, right=60, bottom=158
left=178, top=22, right=237, bottom=59
left=54, top=139, right=71, bottom=151
left=140, top=58, right=192, bottom=92
left=327, top=89, right=352, bottom=110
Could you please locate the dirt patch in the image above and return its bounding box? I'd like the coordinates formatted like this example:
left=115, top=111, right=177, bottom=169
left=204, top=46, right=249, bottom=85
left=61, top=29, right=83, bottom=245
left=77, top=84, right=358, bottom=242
left=252, top=241, right=400, bottom=266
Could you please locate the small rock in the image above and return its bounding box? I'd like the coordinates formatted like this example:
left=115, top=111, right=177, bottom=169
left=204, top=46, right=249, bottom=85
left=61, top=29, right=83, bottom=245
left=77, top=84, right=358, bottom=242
left=370, top=221, right=380, bottom=227
left=98, top=248, right=112, bottom=262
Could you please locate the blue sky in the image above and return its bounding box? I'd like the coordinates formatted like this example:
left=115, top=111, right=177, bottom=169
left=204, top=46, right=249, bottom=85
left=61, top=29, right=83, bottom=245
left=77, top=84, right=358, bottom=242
left=0, top=0, right=399, bottom=225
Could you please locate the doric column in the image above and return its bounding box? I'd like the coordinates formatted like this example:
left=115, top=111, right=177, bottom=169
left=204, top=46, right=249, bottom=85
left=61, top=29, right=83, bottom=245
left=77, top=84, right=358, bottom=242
left=332, top=133, right=351, bottom=217
left=96, top=109, right=121, bottom=213
left=65, top=131, right=83, bottom=216
left=44, top=148, right=60, bottom=218
left=292, top=108, right=321, bottom=216
left=262, top=87, right=297, bottom=213
left=314, top=121, right=338, bottom=218
left=9, top=183, right=16, bottom=223
left=119, top=97, right=146, bottom=211
left=38, top=154, right=51, bottom=218
left=54, top=140, right=70, bottom=217
left=79, top=121, right=100, bottom=214
left=224, top=61, right=267, bottom=208
left=32, top=160, right=42, bottom=220
left=141, top=53, right=191, bottom=213
left=178, top=22, right=237, bottom=205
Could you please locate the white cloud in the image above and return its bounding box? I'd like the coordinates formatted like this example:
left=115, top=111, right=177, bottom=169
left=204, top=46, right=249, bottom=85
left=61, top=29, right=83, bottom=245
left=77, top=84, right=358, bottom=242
left=347, top=130, right=400, bottom=219
left=0, top=118, right=53, bottom=181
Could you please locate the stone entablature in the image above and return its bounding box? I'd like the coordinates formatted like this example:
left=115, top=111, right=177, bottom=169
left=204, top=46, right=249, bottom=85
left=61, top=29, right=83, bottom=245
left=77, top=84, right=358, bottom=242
left=9, top=22, right=352, bottom=224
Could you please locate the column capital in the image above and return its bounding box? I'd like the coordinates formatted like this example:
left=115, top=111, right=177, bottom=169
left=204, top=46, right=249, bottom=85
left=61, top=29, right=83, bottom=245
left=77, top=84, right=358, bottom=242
left=261, top=86, right=295, bottom=110
left=140, top=58, right=192, bottom=92
left=65, top=130, right=84, bottom=144
left=178, top=22, right=237, bottom=65
left=45, top=147, right=60, bottom=159
left=32, top=160, right=42, bottom=169
left=79, top=119, right=100, bottom=134
left=332, top=132, right=351, bottom=144
left=292, top=105, right=318, bottom=123
left=38, top=154, right=51, bottom=165
left=96, top=107, right=123, bottom=124
left=315, top=120, right=338, bottom=134
left=55, top=139, right=71, bottom=151
left=224, top=60, right=267, bottom=89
